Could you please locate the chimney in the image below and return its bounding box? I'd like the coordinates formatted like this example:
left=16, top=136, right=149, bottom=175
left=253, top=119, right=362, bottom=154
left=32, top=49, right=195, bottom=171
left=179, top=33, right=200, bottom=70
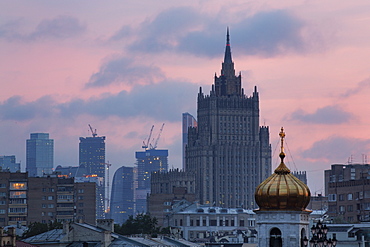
left=96, top=219, right=114, bottom=232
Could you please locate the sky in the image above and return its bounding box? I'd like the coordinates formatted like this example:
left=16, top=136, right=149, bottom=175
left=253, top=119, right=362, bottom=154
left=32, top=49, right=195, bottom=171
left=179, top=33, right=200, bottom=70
left=1, top=0, right=370, bottom=195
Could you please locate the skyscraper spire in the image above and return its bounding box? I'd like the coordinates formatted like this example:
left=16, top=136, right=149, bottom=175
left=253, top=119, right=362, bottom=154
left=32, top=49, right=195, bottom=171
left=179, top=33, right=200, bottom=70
left=224, top=27, right=232, bottom=64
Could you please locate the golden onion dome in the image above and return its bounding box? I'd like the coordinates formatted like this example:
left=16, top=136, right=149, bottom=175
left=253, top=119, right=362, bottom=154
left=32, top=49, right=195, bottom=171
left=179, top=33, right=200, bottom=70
left=255, top=127, right=311, bottom=211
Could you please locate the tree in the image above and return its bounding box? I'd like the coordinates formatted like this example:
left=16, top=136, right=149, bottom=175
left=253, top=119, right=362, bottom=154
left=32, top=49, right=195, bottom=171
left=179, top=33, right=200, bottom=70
left=114, top=213, right=162, bottom=236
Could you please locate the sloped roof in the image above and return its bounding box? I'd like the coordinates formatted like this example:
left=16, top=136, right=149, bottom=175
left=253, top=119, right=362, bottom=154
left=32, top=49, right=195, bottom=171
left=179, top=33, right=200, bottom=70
left=22, top=229, right=65, bottom=243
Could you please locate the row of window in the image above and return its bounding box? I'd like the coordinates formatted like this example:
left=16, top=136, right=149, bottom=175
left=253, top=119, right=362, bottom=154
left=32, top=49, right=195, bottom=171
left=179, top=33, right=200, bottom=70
left=174, top=218, right=254, bottom=227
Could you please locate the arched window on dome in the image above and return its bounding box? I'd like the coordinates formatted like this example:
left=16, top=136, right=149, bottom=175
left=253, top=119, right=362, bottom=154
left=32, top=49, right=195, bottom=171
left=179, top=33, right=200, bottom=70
left=270, top=228, right=282, bottom=247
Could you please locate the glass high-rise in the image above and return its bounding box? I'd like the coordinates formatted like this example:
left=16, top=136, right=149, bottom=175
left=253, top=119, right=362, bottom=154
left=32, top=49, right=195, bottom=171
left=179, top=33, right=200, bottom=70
left=26, top=133, right=54, bottom=177
left=182, top=113, right=197, bottom=170
left=79, top=135, right=106, bottom=219
left=110, top=166, right=134, bottom=224
left=135, top=149, right=168, bottom=213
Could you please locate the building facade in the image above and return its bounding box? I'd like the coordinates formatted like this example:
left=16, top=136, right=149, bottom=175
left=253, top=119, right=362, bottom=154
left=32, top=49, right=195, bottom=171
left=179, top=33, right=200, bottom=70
left=110, top=166, right=134, bottom=224
left=182, top=113, right=197, bottom=169
left=79, top=135, right=106, bottom=219
left=325, top=164, right=370, bottom=223
left=0, top=156, right=20, bottom=173
left=26, top=133, right=54, bottom=177
left=135, top=149, right=168, bottom=213
left=168, top=203, right=257, bottom=243
left=148, top=169, right=196, bottom=227
left=0, top=172, right=96, bottom=227
left=186, top=30, right=271, bottom=209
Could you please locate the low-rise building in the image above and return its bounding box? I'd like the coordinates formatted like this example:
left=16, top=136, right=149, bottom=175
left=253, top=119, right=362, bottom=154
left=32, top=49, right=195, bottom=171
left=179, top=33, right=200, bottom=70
left=167, top=203, right=257, bottom=243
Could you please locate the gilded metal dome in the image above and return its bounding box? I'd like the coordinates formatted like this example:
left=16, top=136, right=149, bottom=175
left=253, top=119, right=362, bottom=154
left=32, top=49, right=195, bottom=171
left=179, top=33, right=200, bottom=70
left=255, top=128, right=311, bottom=211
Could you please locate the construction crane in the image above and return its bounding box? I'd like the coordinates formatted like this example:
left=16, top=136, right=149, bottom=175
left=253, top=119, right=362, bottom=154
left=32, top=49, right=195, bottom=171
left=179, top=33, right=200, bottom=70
left=142, top=125, right=154, bottom=150
left=88, top=124, right=97, bottom=137
left=150, top=123, right=165, bottom=150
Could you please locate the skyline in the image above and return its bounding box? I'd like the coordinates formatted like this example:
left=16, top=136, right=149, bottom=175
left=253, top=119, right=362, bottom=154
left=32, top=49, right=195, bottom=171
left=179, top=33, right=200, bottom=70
left=1, top=1, right=370, bottom=193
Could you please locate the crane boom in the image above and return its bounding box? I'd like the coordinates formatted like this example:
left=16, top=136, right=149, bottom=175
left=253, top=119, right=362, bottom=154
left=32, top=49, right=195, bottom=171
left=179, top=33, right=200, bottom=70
left=142, top=125, right=154, bottom=150
left=88, top=124, right=97, bottom=137
left=152, top=123, right=165, bottom=150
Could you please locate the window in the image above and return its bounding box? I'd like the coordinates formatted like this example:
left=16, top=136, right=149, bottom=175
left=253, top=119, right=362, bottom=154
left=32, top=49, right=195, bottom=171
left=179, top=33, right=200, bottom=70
left=0, top=201, right=5, bottom=205
left=239, top=220, right=244, bottom=227
left=9, top=191, right=26, bottom=198
left=9, top=207, right=26, bottom=213
left=78, top=203, right=84, bottom=207
left=42, top=204, right=46, bottom=208
left=47, top=196, right=54, bottom=200
left=9, top=182, right=27, bottom=190
left=348, top=205, right=353, bottom=212
left=49, top=188, right=54, bottom=192
left=0, top=192, right=6, bottom=197
left=48, top=212, right=53, bottom=216
left=0, top=184, right=6, bottom=188
left=328, top=194, right=337, bottom=202
left=78, top=189, right=84, bottom=193
left=42, top=188, right=46, bottom=192
left=348, top=194, right=353, bottom=201
left=339, top=205, right=345, bottom=212
left=0, top=210, right=5, bottom=214
left=78, top=196, right=84, bottom=200
left=48, top=204, right=54, bottom=208
left=339, top=194, right=345, bottom=201
left=163, top=201, right=171, bottom=206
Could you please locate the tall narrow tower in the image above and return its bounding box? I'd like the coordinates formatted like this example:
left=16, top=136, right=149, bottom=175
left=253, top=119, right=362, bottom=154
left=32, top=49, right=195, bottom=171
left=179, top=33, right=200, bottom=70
left=186, top=29, right=271, bottom=209
left=26, top=133, right=54, bottom=177
left=79, top=133, right=106, bottom=219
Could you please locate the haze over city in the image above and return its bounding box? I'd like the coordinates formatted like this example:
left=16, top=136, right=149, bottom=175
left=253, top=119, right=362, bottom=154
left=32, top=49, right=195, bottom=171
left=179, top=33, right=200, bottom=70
left=1, top=0, right=370, bottom=193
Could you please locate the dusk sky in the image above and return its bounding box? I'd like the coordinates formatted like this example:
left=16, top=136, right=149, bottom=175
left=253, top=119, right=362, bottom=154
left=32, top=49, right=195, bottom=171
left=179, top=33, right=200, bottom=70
left=1, top=0, right=370, bottom=194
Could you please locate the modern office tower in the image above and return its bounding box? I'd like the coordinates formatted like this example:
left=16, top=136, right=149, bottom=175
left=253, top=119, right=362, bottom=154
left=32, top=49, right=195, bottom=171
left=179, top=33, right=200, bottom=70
left=185, top=30, right=271, bottom=209
left=0, top=172, right=96, bottom=227
left=79, top=134, right=106, bottom=219
left=182, top=113, right=197, bottom=169
left=110, top=166, right=134, bottom=224
left=325, top=163, right=370, bottom=223
left=26, top=133, right=54, bottom=177
left=135, top=149, right=168, bottom=213
left=0, top=155, right=20, bottom=172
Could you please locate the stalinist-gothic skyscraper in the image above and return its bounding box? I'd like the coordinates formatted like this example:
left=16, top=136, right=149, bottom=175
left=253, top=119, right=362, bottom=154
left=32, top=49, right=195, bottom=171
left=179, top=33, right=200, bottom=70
left=186, top=29, right=271, bottom=209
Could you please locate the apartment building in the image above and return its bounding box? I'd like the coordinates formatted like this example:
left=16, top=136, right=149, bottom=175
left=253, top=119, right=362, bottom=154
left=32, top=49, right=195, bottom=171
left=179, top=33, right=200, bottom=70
left=0, top=172, right=96, bottom=226
left=325, top=164, right=370, bottom=222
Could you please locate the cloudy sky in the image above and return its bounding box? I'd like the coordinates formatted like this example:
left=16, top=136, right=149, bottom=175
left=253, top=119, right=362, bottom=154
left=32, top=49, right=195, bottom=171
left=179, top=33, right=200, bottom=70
left=1, top=0, right=370, bottom=194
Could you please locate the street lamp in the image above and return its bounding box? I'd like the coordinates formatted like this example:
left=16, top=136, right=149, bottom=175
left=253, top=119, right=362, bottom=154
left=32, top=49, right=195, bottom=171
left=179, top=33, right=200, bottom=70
left=304, top=220, right=337, bottom=247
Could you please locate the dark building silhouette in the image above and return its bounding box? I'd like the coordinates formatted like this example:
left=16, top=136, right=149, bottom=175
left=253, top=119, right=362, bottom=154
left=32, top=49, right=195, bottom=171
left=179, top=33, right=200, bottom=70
left=26, top=133, right=54, bottom=177
left=135, top=149, right=168, bottom=213
left=79, top=135, right=106, bottom=219
left=148, top=169, right=196, bottom=227
left=182, top=113, right=197, bottom=170
left=110, top=166, right=134, bottom=224
left=186, top=30, right=271, bottom=209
